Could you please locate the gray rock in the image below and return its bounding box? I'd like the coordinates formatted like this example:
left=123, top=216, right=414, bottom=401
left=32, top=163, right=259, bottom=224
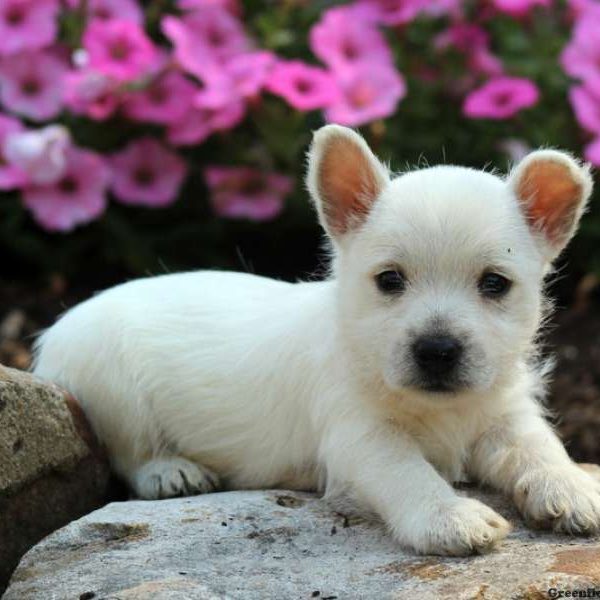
left=5, top=486, right=600, bottom=600
left=0, top=365, right=110, bottom=593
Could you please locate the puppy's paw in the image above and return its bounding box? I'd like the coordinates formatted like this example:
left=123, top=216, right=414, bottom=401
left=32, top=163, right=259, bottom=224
left=408, top=497, right=511, bottom=556
left=132, top=457, right=220, bottom=500
left=514, top=465, right=600, bottom=535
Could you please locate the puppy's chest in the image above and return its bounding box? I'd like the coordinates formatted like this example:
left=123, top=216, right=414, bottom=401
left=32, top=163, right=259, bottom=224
left=402, top=416, right=477, bottom=483
left=423, top=440, right=469, bottom=483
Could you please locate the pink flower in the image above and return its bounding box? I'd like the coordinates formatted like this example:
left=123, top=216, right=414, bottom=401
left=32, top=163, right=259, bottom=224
left=0, top=50, right=66, bottom=121
left=325, top=65, right=406, bottom=126
left=421, top=0, right=462, bottom=17
left=22, top=147, right=110, bottom=232
left=162, top=8, right=249, bottom=77
left=87, top=0, right=144, bottom=24
left=224, top=51, right=275, bottom=99
left=569, top=85, right=600, bottom=134
left=469, top=48, right=504, bottom=78
left=561, top=12, right=600, bottom=95
left=358, top=0, right=461, bottom=22
left=568, top=0, right=600, bottom=19
left=0, top=0, right=59, bottom=56
left=265, top=60, right=339, bottom=111
left=584, top=137, right=600, bottom=166
left=63, top=69, right=120, bottom=120
left=193, top=51, right=274, bottom=110
left=83, top=19, right=159, bottom=82
left=435, top=24, right=504, bottom=77
left=463, top=77, right=539, bottom=119
left=124, top=71, right=197, bottom=125
left=167, top=100, right=245, bottom=146
left=162, top=12, right=266, bottom=120
left=204, top=166, right=292, bottom=221
left=193, top=69, right=235, bottom=110
left=492, top=0, right=550, bottom=17
left=177, top=0, right=241, bottom=14
left=436, top=23, right=487, bottom=51
left=497, top=138, right=531, bottom=162
left=309, top=6, right=393, bottom=72
left=110, top=138, right=187, bottom=207
left=355, top=0, right=426, bottom=25
left=0, top=114, right=27, bottom=189
left=4, top=124, right=70, bottom=184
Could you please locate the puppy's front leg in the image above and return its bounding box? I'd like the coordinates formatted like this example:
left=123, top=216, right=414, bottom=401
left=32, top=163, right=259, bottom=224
left=471, top=407, right=600, bottom=534
left=321, top=416, right=510, bottom=556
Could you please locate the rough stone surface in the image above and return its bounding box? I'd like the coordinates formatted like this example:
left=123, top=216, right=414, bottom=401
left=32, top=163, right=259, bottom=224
left=0, top=365, right=110, bottom=593
left=5, top=486, right=600, bottom=600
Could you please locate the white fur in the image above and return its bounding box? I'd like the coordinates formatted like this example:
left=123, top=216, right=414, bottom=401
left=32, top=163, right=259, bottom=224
left=33, top=125, right=599, bottom=556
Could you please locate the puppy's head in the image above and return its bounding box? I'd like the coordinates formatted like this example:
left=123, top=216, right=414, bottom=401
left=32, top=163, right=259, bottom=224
left=307, top=125, right=593, bottom=398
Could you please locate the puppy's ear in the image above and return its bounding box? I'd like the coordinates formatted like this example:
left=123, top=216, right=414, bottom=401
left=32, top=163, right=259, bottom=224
left=509, top=150, right=593, bottom=260
left=307, top=125, right=389, bottom=239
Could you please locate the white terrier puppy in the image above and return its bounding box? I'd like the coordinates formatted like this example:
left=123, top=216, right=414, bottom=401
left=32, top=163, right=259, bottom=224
left=33, top=125, right=600, bottom=556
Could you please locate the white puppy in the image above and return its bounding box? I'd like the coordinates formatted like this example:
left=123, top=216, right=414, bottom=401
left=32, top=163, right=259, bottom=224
left=33, top=125, right=600, bottom=556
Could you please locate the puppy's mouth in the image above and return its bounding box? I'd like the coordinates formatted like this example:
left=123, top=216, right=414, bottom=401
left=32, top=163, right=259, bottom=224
left=410, top=376, right=465, bottom=395
left=417, top=380, right=460, bottom=394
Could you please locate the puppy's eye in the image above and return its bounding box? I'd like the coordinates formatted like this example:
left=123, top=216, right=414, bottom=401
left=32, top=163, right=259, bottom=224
left=375, top=270, right=406, bottom=294
left=478, top=272, right=511, bottom=298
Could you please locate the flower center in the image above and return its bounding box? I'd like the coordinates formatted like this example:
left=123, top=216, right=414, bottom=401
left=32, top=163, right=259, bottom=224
left=5, top=5, right=25, bottom=26
left=21, top=79, right=41, bottom=96
left=59, top=176, right=79, bottom=194
left=208, top=28, right=225, bottom=47
left=93, top=7, right=112, bottom=19
left=134, top=167, right=155, bottom=186
left=381, top=0, right=401, bottom=15
left=110, top=39, right=131, bottom=61
left=493, top=91, right=513, bottom=106
left=148, top=85, right=167, bottom=105
left=239, top=178, right=264, bottom=196
left=295, top=79, right=313, bottom=94
left=342, top=41, right=359, bottom=61
left=349, top=82, right=375, bottom=108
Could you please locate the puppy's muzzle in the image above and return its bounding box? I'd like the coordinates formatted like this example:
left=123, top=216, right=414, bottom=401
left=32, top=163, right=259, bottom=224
left=412, top=335, right=463, bottom=392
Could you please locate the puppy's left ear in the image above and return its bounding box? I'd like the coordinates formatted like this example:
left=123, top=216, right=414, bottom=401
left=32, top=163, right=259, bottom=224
left=509, top=150, right=593, bottom=260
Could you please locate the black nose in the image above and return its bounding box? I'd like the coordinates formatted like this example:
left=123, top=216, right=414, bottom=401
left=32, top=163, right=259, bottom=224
left=413, top=335, right=463, bottom=376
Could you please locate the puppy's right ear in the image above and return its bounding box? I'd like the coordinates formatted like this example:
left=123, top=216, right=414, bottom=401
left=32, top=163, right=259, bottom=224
left=307, top=125, right=389, bottom=240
